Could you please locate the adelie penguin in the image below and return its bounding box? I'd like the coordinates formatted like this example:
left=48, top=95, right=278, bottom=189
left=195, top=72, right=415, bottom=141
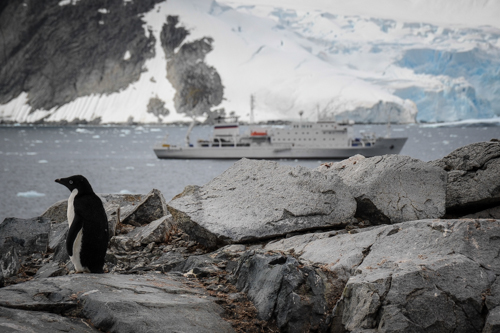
left=55, top=175, right=108, bottom=273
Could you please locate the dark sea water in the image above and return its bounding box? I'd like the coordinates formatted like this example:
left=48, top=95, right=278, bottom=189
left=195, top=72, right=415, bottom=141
left=1, top=124, right=498, bottom=222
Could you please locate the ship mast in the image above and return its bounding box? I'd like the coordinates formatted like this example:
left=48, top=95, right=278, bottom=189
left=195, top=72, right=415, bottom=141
left=250, top=94, right=255, bottom=124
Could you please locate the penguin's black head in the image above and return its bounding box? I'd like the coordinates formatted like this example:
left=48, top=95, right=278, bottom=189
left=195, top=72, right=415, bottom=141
left=55, top=175, right=94, bottom=194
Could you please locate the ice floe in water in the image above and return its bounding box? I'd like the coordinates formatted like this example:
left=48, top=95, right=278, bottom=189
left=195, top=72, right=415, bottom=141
left=17, top=191, right=46, bottom=198
left=38, top=160, right=48, bottom=163
left=75, top=128, right=93, bottom=134
left=119, top=189, right=134, bottom=194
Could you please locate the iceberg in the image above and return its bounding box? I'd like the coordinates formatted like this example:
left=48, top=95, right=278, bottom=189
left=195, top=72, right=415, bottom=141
left=17, top=191, right=46, bottom=198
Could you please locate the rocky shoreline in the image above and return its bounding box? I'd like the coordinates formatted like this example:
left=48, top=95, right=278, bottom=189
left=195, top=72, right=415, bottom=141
left=1, top=141, right=499, bottom=332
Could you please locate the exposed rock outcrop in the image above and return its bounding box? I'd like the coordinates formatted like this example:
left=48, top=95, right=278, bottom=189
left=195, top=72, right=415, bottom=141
left=431, top=141, right=500, bottom=216
left=0, top=273, right=235, bottom=333
left=318, top=154, right=447, bottom=224
left=266, top=219, right=500, bottom=332
left=167, top=158, right=357, bottom=248
left=0, top=0, right=160, bottom=111
left=161, top=15, right=224, bottom=116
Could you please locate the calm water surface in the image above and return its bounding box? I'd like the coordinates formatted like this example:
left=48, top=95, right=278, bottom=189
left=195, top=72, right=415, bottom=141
left=1, top=124, right=498, bottom=222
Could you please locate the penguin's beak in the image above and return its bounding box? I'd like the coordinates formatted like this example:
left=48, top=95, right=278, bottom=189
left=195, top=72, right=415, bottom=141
left=55, top=178, right=62, bottom=184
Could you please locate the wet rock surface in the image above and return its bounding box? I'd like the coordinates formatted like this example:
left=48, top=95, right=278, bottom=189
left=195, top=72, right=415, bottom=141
left=1, top=143, right=500, bottom=332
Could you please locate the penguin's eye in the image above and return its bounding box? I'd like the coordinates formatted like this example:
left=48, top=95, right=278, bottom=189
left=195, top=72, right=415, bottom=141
left=69, top=180, right=73, bottom=184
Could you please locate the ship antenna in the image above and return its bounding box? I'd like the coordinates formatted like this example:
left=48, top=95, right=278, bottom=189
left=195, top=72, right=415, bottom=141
left=250, top=94, right=255, bottom=124
left=299, top=110, right=304, bottom=123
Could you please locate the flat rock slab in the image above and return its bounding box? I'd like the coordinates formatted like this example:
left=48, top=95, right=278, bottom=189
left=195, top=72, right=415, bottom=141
left=0, top=273, right=234, bottom=333
left=318, top=154, right=447, bottom=224
left=0, top=306, right=99, bottom=333
left=266, top=219, right=500, bottom=332
left=431, top=141, right=500, bottom=214
left=168, top=158, right=356, bottom=248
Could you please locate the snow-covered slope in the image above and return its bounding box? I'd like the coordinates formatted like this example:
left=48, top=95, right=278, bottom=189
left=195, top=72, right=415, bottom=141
left=1, top=0, right=499, bottom=123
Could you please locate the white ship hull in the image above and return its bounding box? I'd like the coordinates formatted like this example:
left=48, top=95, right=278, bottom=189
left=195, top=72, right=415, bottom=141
left=154, top=137, right=407, bottom=160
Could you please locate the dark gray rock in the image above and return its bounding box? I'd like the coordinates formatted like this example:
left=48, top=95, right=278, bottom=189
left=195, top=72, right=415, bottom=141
left=168, top=158, right=356, bottom=248
left=41, top=199, right=67, bottom=224
left=266, top=219, right=500, bottom=332
left=0, top=216, right=50, bottom=279
left=463, top=205, right=500, bottom=219
left=317, top=154, right=447, bottom=224
left=484, top=306, right=500, bottom=333
left=0, top=306, right=99, bottom=333
left=0, top=248, right=21, bottom=281
left=150, top=251, right=186, bottom=273
left=147, top=96, right=170, bottom=121
left=35, top=262, right=66, bottom=279
left=161, top=15, right=224, bottom=116
left=431, top=141, right=500, bottom=216
left=231, top=250, right=338, bottom=332
left=0, top=273, right=234, bottom=333
left=121, top=189, right=168, bottom=226
left=0, top=216, right=50, bottom=256
left=0, top=0, right=160, bottom=111
left=125, top=215, right=171, bottom=244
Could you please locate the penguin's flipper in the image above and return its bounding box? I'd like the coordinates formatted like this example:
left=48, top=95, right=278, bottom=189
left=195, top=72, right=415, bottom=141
left=66, top=214, right=83, bottom=256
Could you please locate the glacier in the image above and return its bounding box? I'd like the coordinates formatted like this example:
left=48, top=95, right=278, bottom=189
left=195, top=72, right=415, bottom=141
left=0, top=0, right=499, bottom=124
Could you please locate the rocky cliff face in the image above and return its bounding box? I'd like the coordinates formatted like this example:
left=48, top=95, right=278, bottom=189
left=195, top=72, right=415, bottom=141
left=0, top=0, right=160, bottom=112
left=160, top=15, right=224, bottom=117
left=0, top=0, right=223, bottom=122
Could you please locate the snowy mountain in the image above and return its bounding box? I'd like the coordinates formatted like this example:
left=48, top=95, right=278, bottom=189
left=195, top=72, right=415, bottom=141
left=0, top=0, right=499, bottom=124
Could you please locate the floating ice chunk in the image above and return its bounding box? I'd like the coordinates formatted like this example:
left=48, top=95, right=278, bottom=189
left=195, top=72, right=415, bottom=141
left=17, top=191, right=46, bottom=198
left=98, top=8, right=109, bottom=14
left=146, top=163, right=155, bottom=167
left=125, top=166, right=135, bottom=170
left=92, top=135, right=100, bottom=139
left=58, top=0, right=80, bottom=6
left=76, top=128, right=92, bottom=134
left=119, top=189, right=134, bottom=194
left=38, top=160, right=48, bottom=163
left=26, top=152, right=37, bottom=155
left=442, top=140, right=450, bottom=145
left=150, top=128, right=161, bottom=132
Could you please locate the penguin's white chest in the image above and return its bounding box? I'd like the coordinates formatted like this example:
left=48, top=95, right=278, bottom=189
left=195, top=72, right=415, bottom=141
left=67, top=188, right=88, bottom=272
left=71, top=229, right=87, bottom=273
left=67, top=189, right=78, bottom=226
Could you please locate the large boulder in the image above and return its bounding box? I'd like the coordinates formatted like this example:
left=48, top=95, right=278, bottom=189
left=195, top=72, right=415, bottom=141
left=120, top=189, right=168, bottom=226
left=231, top=250, right=340, bottom=332
left=265, top=219, right=500, bottom=332
left=317, top=154, right=447, bottom=224
left=0, top=216, right=50, bottom=280
left=168, top=158, right=357, bottom=248
left=0, top=273, right=234, bottom=333
left=431, top=141, right=500, bottom=216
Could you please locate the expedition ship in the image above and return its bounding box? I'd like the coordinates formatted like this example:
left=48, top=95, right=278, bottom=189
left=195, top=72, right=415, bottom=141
left=153, top=117, right=407, bottom=160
